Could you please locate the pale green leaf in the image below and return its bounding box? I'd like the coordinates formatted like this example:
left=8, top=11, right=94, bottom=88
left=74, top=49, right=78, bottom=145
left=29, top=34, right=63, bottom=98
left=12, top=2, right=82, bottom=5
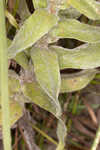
left=8, top=9, right=58, bottom=58
left=0, top=100, right=23, bottom=126
left=31, top=48, right=61, bottom=101
left=32, top=0, right=47, bottom=9
left=8, top=74, right=21, bottom=96
left=22, top=81, right=61, bottom=117
left=68, top=0, right=100, bottom=20
left=7, top=38, right=12, bottom=47
left=59, top=7, right=81, bottom=19
left=5, top=10, right=19, bottom=29
left=22, top=78, right=66, bottom=150
left=15, top=52, right=29, bottom=70
left=51, top=19, right=100, bottom=43
left=61, top=70, right=96, bottom=93
left=7, top=39, right=30, bottom=70
left=0, top=71, right=23, bottom=126
left=22, top=79, right=66, bottom=150
left=50, top=43, right=100, bottom=69
left=0, top=71, right=21, bottom=102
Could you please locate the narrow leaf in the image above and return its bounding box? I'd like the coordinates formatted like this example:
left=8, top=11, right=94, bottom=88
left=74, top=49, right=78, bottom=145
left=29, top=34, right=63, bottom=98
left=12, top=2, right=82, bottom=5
left=68, top=0, right=100, bottom=20
left=5, top=10, right=19, bottom=29
left=59, top=7, right=81, bottom=19
left=15, top=52, right=29, bottom=70
left=50, top=43, right=100, bottom=69
left=8, top=9, right=58, bottom=58
left=61, top=70, right=96, bottom=93
left=22, top=79, right=66, bottom=150
left=31, top=48, right=61, bottom=101
left=23, top=46, right=67, bottom=150
left=7, top=39, right=30, bottom=70
left=51, top=19, right=100, bottom=43
left=32, top=0, right=47, bottom=9
left=8, top=70, right=21, bottom=96
left=22, top=81, right=61, bottom=117
left=0, top=100, right=23, bottom=127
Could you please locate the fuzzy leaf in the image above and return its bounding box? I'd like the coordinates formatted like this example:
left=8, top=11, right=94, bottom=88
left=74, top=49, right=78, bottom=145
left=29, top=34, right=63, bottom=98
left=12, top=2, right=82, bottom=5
left=50, top=43, right=100, bottom=69
left=8, top=9, right=58, bottom=58
left=61, top=70, right=96, bottom=93
left=32, top=0, right=47, bottom=9
left=23, top=46, right=67, bottom=150
left=51, top=19, right=100, bottom=43
left=59, top=7, right=81, bottom=19
left=7, top=39, right=30, bottom=70
left=22, top=78, right=66, bottom=150
left=15, top=52, right=29, bottom=70
left=22, top=81, right=61, bottom=116
left=0, top=100, right=23, bottom=126
left=8, top=75, right=21, bottom=96
left=68, top=0, right=100, bottom=20
left=31, top=48, right=61, bottom=101
left=22, top=80, right=67, bottom=150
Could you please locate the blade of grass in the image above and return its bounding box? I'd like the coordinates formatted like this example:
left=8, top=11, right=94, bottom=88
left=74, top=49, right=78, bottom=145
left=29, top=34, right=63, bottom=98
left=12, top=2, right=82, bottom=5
left=67, top=92, right=80, bottom=132
left=29, top=122, right=58, bottom=146
left=13, top=0, right=20, bottom=17
left=5, top=10, right=19, bottom=29
left=30, top=122, right=85, bottom=150
left=91, top=125, right=100, bottom=150
left=0, top=1, right=11, bottom=150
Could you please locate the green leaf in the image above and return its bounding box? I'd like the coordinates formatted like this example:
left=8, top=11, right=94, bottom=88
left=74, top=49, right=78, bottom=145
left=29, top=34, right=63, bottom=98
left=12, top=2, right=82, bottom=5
left=5, top=10, right=19, bottom=29
left=8, top=9, right=58, bottom=58
left=15, top=52, right=29, bottom=70
left=0, top=71, right=23, bottom=126
left=32, top=0, right=47, bottom=9
left=22, top=78, right=66, bottom=150
left=61, top=70, right=96, bottom=93
left=8, top=72, right=21, bottom=96
left=59, top=7, right=81, bottom=19
left=50, top=43, right=100, bottom=69
left=22, top=81, right=61, bottom=117
left=50, top=19, right=100, bottom=43
left=0, top=100, right=23, bottom=126
left=7, top=38, right=12, bottom=47
left=68, top=0, right=100, bottom=20
left=22, top=45, right=67, bottom=150
left=31, top=48, right=61, bottom=101
left=0, top=71, right=21, bottom=102
left=7, top=39, right=30, bottom=70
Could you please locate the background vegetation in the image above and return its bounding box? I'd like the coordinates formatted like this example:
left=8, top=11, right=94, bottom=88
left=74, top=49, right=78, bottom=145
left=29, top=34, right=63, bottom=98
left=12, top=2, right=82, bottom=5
left=1, top=0, right=100, bottom=150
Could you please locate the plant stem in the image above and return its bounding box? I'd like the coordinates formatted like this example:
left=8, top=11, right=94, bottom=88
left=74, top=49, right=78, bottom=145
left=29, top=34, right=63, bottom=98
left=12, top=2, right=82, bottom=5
left=13, top=0, right=20, bottom=17
left=0, top=1, right=11, bottom=150
left=30, top=122, right=58, bottom=146
left=56, top=142, right=64, bottom=150
left=67, top=92, right=80, bottom=132
left=91, top=125, right=100, bottom=150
